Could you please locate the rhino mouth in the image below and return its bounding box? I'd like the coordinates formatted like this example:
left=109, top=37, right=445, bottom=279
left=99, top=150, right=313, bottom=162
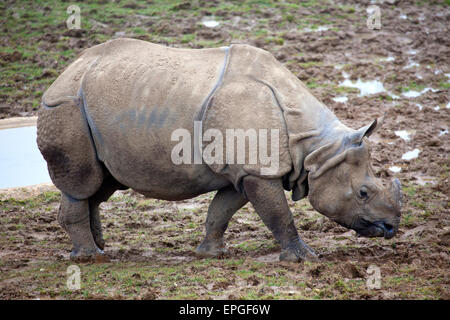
left=352, top=217, right=396, bottom=239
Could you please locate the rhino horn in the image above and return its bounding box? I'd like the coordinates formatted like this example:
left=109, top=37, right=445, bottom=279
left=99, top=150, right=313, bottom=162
left=389, top=178, right=403, bottom=212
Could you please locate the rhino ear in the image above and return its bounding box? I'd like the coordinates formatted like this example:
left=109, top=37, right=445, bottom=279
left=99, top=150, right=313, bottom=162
left=353, top=114, right=385, bottom=144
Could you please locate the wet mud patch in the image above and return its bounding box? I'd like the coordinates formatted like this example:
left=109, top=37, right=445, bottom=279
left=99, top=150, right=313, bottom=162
left=0, top=182, right=448, bottom=299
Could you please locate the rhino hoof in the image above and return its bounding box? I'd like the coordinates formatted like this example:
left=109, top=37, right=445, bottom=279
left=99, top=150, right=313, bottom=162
left=70, top=248, right=110, bottom=263
left=94, top=238, right=105, bottom=251
left=196, top=241, right=228, bottom=257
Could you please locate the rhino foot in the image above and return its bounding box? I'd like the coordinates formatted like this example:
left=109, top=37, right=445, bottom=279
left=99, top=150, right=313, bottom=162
left=279, top=240, right=319, bottom=263
left=70, top=247, right=110, bottom=263
left=196, top=240, right=228, bottom=257
left=90, top=225, right=105, bottom=250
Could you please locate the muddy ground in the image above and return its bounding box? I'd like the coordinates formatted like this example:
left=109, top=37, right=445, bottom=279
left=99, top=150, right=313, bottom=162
left=0, top=0, right=449, bottom=299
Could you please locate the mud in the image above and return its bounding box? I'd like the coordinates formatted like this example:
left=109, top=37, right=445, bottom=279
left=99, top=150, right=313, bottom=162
left=0, top=0, right=448, bottom=299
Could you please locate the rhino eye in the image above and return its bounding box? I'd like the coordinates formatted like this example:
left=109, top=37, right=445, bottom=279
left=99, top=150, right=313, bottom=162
left=359, top=187, right=369, bottom=199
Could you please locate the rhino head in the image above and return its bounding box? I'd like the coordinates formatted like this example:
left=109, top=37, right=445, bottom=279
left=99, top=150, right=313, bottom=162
left=304, top=117, right=402, bottom=239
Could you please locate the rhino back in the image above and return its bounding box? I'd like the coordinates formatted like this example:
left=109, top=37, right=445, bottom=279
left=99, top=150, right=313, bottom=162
left=79, top=39, right=230, bottom=197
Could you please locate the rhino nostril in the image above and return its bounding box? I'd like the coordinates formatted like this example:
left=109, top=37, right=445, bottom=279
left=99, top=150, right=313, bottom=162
left=382, top=222, right=396, bottom=239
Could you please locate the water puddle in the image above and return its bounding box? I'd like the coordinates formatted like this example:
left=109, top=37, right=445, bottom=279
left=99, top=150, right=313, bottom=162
left=402, top=87, right=437, bottom=98
left=380, top=56, right=395, bottom=62
left=0, top=125, right=51, bottom=189
left=201, top=16, right=219, bottom=28
left=332, top=96, right=348, bottom=103
left=395, top=129, right=415, bottom=141
left=389, top=166, right=402, bottom=173
left=402, top=148, right=420, bottom=161
left=389, top=92, right=400, bottom=99
left=339, top=78, right=386, bottom=96
left=339, top=71, right=390, bottom=97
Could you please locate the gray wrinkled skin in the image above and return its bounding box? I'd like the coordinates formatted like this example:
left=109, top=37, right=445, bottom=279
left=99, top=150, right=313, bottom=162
left=37, top=39, right=402, bottom=262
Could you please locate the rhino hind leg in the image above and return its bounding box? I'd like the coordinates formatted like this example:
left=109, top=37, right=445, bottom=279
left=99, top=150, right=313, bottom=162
left=58, top=193, right=109, bottom=262
left=242, top=176, right=318, bottom=262
left=196, top=186, right=248, bottom=257
left=38, top=97, right=110, bottom=260
left=89, top=174, right=128, bottom=250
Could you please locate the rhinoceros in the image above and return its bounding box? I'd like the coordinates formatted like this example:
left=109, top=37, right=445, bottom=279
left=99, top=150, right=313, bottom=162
left=37, top=38, right=402, bottom=262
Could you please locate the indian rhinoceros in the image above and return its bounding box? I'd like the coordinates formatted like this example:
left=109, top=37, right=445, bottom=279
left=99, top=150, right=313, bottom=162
left=37, top=38, right=402, bottom=262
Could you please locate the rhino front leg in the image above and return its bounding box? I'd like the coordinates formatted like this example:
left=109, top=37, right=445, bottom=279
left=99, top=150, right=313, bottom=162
left=58, top=193, right=108, bottom=262
left=196, top=185, right=248, bottom=257
left=242, top=176, right=318, bottom=262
